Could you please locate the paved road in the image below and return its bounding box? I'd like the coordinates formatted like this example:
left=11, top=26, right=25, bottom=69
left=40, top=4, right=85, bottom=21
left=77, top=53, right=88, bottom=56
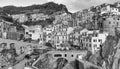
left=12, top=59, right=27, bottom=69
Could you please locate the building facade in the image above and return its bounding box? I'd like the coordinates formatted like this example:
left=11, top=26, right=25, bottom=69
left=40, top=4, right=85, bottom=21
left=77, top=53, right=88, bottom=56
left=102, top=15, right=120, bottom=35
left=43, top=25, right=54, bottom=43
left=11, top=14, right=28, bottom=23
left=23, top=25, right=43, bottom=44
left=100, top=4, right=120, bottom=15
left=81, top=29, right=108, bottom=54
left=69, top=27, right=83, bottom=46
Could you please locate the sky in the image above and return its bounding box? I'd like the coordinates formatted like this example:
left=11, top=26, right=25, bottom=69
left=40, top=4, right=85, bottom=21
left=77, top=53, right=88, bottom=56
left=0, top=0, right=120, bottom=12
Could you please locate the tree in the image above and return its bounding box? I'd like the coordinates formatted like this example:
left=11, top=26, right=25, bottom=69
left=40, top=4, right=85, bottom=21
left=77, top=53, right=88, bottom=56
left=45, top=42, right=52, bottom=47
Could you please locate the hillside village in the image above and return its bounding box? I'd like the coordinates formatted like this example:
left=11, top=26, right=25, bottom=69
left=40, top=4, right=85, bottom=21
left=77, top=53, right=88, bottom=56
left=0, top=1, right=120, bottom=69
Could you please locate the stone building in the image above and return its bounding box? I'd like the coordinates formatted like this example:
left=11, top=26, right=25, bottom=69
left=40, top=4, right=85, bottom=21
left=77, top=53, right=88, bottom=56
left=102, top=15, right=120, bottom=35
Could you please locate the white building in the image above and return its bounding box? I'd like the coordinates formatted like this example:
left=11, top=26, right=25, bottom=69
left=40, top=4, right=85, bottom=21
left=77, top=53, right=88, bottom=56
left=101, top=4, right=120, bottom=15
left=31, top=13, right=49, bottom=21
left=53, top=25, right=73, bottom=49
left=80, top=28, right=99, bottom=37
left=22, top=25, right=43, bottom=44
left=11, top=14, right=28, bottom=23
left=81, top=29, right=108, bottom=54
left=91, top=32, right=108, bottom=54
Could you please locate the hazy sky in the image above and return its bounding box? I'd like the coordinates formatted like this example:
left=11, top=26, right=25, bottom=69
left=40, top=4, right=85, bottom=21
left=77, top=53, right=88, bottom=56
left=0, top=0, right=120, bottom=12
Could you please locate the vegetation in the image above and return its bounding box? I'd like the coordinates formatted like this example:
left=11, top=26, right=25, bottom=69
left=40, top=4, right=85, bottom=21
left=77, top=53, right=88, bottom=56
left=45, top=42, right=52, bottom=47
left=88, top=35, right=119, bottom=69
left=24, top=17, right=55, bottom=27
left=0, top=15, right=13, bottom=22
left=0, top=2, right=69, bottom=15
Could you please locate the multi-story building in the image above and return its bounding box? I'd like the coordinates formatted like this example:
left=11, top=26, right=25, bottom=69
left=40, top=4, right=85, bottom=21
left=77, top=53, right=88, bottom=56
left=53, top=13, right=73, bottom=27
left=69, top=27, right=83, bottom=46
left=0, top=20, right=13, bottom=32
left=80, top=29, right=108, bottom=54
left=31, top=13, right=49, bottom=21
left=11, top=14, right=28, bottom=23
left=53, top=22, right=73, bottom=49
left=0, top=19, right=23, bottom=40
left=53, top=25, right=68, bottom=49
left=22, top=25, right=43, bottom=44
left=0, top=19, right=13, bottom=38
left=73, top=9, right=96, bottom=29
left=100, top=3, right=120, bottom=15
left=102, top=15, right=120, bottom=36
left=43, top=25, right=54, bottom=43
left=72, top=11, right=82, bottom=27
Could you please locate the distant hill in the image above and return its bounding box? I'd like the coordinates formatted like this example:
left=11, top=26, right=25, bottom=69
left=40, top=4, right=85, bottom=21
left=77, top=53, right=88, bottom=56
left=0, top=2, right=71, bottom=28
left=0, top=2, right=69, bottom=15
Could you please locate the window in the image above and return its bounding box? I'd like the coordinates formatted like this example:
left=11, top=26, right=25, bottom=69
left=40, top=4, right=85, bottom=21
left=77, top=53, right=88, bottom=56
left=118, top=18, right=119, bottom=20
left=97, top=47, right=100, bottom=49
left=117, top=22, right=119, bottom=25
left=89, top=44, right=91, bottom=47
left=26, top=32, right=28, bottom=34
left=54, top=54, right=62, bottom=57
left=57, top=45, right=59, bottom=47
left=86, top=44, right=88, bottom=47
left=94, top=44, right=97, bottom=47
left=29, top=30, right=32, bottom=32
left=65, top=54, right=67, bottom=57
left=83, top=39, right=85, bottom=41
left=109, top=22, right=111, bottom=24
left=29, top=34, right=32, bottom=37
left=93, top=39, right=97, bottom=42
left=57, top=37, right=59, bottom=40
left=66, top=37, right=67, bottom=39
left=3, top=28, right=6, bottom=30
left=32, top=30, right=35, bottom=33
left=71, top=55, right=74, bottom=57
left=113, top=18, right=115, bottom=20
left=48, top=36, right=51, bottom=38
left=112, top=8, right=114, bottom=10
left=98, top=39, right=102, bottom=42
left=89, top=39, right=91, bottom=42
left=57, top=41, right=59, bottom=43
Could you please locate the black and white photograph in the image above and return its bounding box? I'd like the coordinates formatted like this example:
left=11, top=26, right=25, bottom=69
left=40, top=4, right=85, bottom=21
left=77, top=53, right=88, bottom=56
left=0, top=0, right=120, bottom=69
